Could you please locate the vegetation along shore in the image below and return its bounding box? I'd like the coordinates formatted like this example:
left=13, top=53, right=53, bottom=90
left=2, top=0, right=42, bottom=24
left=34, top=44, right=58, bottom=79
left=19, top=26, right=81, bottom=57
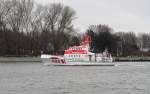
left=0, top=0, right=150, bottom=57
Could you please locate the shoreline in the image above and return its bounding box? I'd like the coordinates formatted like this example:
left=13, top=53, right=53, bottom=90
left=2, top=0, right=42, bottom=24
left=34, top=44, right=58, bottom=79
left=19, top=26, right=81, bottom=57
left=0, top=57, right=41, bottom=62
left=114, top=57, right=150, bottom=62
left=0, top=56, right=150, bottom=62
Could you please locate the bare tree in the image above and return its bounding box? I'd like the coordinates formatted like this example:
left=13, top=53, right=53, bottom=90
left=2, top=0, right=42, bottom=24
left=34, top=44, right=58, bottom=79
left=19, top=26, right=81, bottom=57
left=138, top=33, right=150, bottom=51
left=41, top=3, right=76, bottom=53
left=5, top=0, right=34, bottom=55
left=116, top=32, right=138, bottom=56
left=0, top=0, right=13, bottom=54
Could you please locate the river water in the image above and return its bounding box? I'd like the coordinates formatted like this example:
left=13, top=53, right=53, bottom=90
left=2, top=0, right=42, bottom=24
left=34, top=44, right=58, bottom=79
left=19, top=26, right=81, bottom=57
left=0, top=61, right=150, bottom=94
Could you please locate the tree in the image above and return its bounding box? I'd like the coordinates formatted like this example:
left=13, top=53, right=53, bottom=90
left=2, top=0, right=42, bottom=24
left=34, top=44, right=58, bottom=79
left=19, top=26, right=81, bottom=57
left=5, top=0, right=34, bottom=55
left=139, top=33, right=150, bottom=48
left=115, top=32, right=138, bottom=56
left=41, top=3, right=76, bottom=53
left=0, top=0, right=12, bottom=55
left=69, top=34, right=81, bottom=46
left=87, top=24, right=118, bottom=55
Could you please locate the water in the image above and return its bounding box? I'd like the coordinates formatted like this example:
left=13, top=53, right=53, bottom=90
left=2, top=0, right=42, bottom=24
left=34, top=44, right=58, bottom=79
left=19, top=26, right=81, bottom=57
left=0, top=60, right=150, bottom=94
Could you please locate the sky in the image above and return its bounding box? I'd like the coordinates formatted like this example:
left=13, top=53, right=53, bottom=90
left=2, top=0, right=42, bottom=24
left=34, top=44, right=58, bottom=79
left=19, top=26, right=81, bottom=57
left=35, top=0, right=150, bottom=33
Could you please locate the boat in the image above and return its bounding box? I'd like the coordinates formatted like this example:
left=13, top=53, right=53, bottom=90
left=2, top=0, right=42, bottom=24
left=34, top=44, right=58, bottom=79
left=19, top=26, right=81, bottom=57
left=41, top=33, right=114, bottom=66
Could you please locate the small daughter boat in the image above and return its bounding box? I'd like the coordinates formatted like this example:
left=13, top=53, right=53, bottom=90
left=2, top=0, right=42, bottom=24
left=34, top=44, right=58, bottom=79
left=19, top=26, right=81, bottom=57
left=41, top=33, right=114, bottom=66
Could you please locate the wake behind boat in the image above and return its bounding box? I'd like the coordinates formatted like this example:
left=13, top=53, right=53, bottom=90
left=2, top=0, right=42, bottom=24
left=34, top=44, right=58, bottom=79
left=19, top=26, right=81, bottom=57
left=41, top=33, right=114, bottom=66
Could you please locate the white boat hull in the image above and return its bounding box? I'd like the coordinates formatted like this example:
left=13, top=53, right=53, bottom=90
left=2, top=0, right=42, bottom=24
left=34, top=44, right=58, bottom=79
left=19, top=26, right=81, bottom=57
left=42, top=59, right=114, bottom=66
left=41, top=54, right=114, bottom=66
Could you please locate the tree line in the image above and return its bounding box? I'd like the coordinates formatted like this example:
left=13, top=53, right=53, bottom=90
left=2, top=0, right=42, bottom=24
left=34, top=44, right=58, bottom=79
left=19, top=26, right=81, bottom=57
left=87, top=25, right=150, bottom=57
left=0, top=0, right=150, bottom=57
left=0, top=0, right=81, bottom=56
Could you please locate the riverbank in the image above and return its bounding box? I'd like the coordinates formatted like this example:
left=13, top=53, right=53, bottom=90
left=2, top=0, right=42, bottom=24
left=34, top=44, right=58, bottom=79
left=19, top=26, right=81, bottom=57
left=0, top=57, right=41, bottom=62
left=114, top=57, right=150, bottom=62
left=0, top=56, right=150, bottom=62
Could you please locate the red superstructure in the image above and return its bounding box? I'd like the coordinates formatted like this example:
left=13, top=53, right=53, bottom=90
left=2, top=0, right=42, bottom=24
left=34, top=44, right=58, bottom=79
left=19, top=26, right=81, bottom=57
left=63, top=33, right=92, bottom=62
left=81, top=33, right=91, bottom=46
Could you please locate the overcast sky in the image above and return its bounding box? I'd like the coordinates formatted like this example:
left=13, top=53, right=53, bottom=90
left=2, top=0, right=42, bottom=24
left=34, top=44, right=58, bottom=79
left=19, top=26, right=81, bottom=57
left=35, top=0, right=150, bottom=33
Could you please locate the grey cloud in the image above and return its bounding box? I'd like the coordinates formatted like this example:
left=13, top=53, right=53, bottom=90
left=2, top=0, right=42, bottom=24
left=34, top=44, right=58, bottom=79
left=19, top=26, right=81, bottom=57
left=36, top=0, right=150, bottom=33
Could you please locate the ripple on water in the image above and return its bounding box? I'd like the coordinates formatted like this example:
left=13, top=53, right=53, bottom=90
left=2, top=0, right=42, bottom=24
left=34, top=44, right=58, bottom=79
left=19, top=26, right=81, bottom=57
left=0, top=62, right=150, bottom=94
